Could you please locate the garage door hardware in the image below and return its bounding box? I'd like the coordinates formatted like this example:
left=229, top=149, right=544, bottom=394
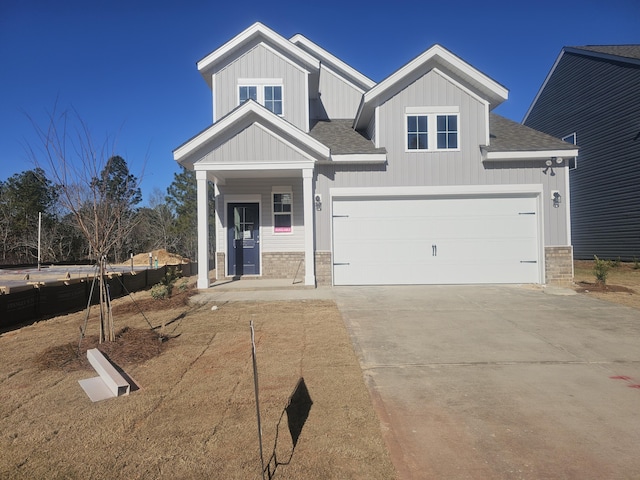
left=333, top=262, right=351, bottom=266
left=333, top=214, right=349, bottom=218
left=519, top=212, right=536, bottom=215
left=520, top=260, right=537, bottom=263
left=432, top=244, right=438, bottom=256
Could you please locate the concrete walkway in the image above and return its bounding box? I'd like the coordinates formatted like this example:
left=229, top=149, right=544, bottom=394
left=191, top=280, right=640, bottom=479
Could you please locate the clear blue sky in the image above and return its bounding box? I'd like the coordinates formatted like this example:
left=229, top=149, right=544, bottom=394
left=1, top=0, right=638, bottom=204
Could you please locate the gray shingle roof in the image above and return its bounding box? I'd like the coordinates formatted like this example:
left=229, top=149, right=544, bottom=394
left=309, top=119, right=386, bottom=155
left=570, top=45, right=640, bottom=61
left=486, top=114, right=578, bottom=152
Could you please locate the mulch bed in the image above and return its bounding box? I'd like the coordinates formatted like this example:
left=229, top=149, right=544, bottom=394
left=574, top=281, right=635, bottom=294
left=34, top=327, right=168, bottom=373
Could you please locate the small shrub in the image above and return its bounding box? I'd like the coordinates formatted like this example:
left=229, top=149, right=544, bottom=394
left=634, top=256, right=640, bottom=270
left=593, top=255, right=613, bottom=285
left=151, top=283, right=171, bottom=300
left=177, top=279, right=189, bottom=292
left=151, top=267, right=183, bottom=300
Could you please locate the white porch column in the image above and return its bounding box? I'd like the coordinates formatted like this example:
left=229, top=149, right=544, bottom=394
left=196, top=170, right=210, bottom=289
left=302, top=168, right=316, bottom=286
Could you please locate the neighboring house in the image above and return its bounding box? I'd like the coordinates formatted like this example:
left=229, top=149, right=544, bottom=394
left=523, top=45, right=640, bottom=261
left=174, top=22, right=578, bottom=288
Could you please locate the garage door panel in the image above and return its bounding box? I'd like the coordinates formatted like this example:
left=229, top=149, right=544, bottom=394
left=332, top=195, right=541, bottom=285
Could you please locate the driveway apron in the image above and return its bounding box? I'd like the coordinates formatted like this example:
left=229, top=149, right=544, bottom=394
left=333, top=285, right=640, bottom=480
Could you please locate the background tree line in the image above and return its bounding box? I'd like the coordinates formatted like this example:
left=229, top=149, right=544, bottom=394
left=0, top=159, right=212, bottom=266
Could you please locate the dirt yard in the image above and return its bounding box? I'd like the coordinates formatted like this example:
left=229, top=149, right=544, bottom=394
left=0, top=283, right=395, bottom=479
left=573, top=259, right=640, bottom=310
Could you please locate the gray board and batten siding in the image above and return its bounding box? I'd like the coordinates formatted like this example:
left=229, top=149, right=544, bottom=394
left=524, top=48, right=640, bottom=261
left=312, top=69, right=570, bottom=252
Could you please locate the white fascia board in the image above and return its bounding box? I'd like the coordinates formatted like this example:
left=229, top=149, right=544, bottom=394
left=328, top=154, right=387, bottom=163
left=432, top=68, right=490, bottom=110
left=198, top=22, right=319, bottom=76
left=289, top=33, right=376, bottom=90
left=522, top=48, right=565, bottom=123
left=482, top=148, right=579, bottom=161
left=330, top=184, right=543, bottom=199
left=174, top=101, right=329, bottom=163
left=194, top=161, right=315, bottom=172
left=355, top=44, right=508, bottom=130
left=363, top=45, right=508, bottom=109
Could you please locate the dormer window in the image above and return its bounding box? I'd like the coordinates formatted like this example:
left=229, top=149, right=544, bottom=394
left=238, top=79, right=283, bottom=115
left=239, top=86, right=257, bottom=104
left=406, top=106, right=460, bottom=152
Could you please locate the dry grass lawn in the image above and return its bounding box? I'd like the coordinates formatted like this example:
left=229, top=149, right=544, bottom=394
left=573, top=259, right=640, bottom=310
left=0, top=284, right=395, bottom=479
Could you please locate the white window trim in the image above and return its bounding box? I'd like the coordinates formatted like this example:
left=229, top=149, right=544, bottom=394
left=238, top=78, right=284, bottom=115
left=405, top=106, right=460, bottom=153
left=562, top=132, right=578, bottom=170
left=272, top=186, right=293, bottom=234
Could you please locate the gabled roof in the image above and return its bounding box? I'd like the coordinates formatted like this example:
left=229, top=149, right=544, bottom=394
left=482, top=114, right=579, bottom=161
left=523, top=44, right=640, bottom=122
left=173, top=100, right=330, bottom=168
left=354, top=44, right=508, bottom=131
left=289, top=34, right=376, bottom=93
left=197, top=22, right=320, bottom=88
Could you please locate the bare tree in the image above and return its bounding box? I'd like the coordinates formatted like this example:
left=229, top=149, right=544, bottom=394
left=26, top=105, right=143, bottom=343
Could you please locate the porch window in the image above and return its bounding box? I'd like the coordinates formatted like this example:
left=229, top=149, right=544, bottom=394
left=273, top=189, right=292, bottom=233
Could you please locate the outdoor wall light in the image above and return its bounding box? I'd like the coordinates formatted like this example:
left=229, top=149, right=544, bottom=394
left=552, top=190, right=561, bottom=208
left=314, top=194, right=322, bottom=211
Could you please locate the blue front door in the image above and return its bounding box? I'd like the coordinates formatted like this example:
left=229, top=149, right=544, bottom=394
left=227, top=203, right=260, bottom=276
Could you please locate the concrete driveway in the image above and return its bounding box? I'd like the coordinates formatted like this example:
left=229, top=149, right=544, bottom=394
left=333, top=285, right=640, bottom=480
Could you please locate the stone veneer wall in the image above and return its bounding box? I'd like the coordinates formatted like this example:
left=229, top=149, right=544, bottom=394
left=261, top=252, right=306, bottom=281
left=545, top=246, right=574, bottom=286
left=214, top=251, right=332, bottom=286
left=315, top=251, right=332, bottom=286
left=216, top=252, right=225, bottom=280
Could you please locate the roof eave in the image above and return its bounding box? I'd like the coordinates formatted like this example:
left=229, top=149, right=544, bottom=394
left=173, top=101, right=330, bottom=166
left=197, top=22, right=320, bottom=82
left=481, top=148, right=579, bottom=162
left=355, top=44, right=508, bottom=130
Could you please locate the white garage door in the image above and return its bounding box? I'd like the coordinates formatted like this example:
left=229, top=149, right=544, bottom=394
left=332, top=195, right=541, bottom=285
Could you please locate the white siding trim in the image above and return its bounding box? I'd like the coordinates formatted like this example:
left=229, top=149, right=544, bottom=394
left=329, top=154, right=387, bottom=163
left=482, top=149, right=579, bottom=161
left=331, top=184, right=544, bottom=199
left=196, top=171, right=210, bottom=289
left=211, top=74, right=217, bottom=123
left=198, top=22, right=319, bottom=76
left=564, top=165, right=572, bottom=246
left=289, top=33, right=376, bottom=91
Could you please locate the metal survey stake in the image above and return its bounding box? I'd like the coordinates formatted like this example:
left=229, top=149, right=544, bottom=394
left=250, top=320, right=266, bottom=480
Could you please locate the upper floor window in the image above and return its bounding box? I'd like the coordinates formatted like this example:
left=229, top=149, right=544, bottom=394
left=239, top=86, right=257, bottom=104
left=238, top=79, right=283, bottom=115
left=406, top=107, right=460, bottom=152
left=264, top=86, right=283, bottom=115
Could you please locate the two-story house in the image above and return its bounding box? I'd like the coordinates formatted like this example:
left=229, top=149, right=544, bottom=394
left=524, top=45, right=640, bottom=261
left=174, top=22, right=578, bottom=288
